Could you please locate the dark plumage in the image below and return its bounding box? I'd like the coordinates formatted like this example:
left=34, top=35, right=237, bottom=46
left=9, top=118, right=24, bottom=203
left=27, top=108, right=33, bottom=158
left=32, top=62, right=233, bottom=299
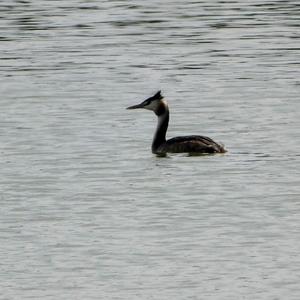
left=127, top=91, right=226, bottom=155
left=163, top=135, right=225, bottom=153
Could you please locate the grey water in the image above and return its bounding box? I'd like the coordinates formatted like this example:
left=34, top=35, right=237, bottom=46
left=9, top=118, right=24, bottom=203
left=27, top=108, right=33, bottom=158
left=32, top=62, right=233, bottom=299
left=1, top=0, right=300, bottom=299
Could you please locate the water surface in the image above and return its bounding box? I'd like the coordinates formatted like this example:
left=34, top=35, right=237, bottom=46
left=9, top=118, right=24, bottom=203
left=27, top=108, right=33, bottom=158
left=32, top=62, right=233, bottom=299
left=1, top=1, right=300, bottom=299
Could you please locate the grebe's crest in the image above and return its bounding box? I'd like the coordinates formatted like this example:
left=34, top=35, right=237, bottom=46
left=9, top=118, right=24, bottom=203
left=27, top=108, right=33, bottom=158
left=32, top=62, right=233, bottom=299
left=143, top=91, right=164, bottom=111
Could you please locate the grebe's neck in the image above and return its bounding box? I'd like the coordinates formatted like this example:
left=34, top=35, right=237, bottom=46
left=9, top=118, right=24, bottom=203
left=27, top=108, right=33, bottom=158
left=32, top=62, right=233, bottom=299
left=151, top=101, right=169, bottom=153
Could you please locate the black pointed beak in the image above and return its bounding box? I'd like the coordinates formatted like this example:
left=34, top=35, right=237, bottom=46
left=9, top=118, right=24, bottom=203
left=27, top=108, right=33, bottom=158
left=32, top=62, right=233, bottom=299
left=126, top=102, right=144, bottom=110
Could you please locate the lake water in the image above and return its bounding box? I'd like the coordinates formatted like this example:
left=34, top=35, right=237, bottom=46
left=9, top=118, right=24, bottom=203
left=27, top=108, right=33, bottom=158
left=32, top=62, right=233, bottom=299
left=1, top=1, right=300, bottom=299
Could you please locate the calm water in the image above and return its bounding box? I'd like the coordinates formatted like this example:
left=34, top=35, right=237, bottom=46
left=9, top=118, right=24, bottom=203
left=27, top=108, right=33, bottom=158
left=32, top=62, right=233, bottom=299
left=1, top=1, right=300, bottom=299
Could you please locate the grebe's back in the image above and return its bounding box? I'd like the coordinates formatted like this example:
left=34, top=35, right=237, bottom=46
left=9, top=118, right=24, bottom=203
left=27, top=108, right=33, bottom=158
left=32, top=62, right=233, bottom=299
left=162, top=135, right=225, bottom=154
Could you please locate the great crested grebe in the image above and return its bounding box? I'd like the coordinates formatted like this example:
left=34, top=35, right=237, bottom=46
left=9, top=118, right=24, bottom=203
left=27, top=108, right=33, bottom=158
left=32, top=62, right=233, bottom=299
left=127, top=91, right=226, bottom=155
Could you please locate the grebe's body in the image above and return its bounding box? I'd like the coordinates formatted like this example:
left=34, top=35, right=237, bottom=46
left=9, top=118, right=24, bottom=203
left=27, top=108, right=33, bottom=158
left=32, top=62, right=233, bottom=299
left=127, top=91, right=226, bottom=155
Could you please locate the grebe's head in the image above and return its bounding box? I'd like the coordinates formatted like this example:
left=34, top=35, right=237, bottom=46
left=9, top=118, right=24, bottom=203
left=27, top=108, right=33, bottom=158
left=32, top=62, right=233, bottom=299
left=127, top=91, right=167, bottom=115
